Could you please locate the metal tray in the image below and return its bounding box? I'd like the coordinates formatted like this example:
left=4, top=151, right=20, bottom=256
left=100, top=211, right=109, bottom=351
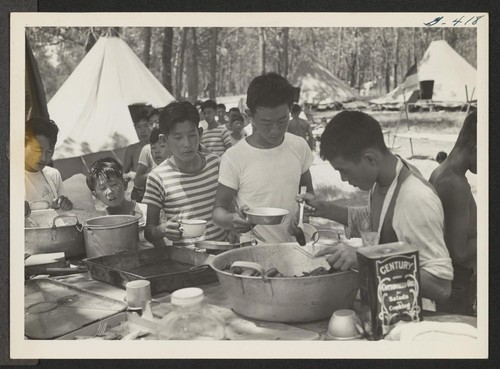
left=25, top=278, right=127, bottom=339
left=83, top=247, right=217, bottom=295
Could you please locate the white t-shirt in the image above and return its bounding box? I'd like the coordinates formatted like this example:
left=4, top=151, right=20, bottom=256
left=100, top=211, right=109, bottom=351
left=25, top=166, right=65, bottom=206
left=345, top=158, right=453, bottom=281
left=138, top=144, right=155, bottom=169
left=219, top=133, right=314, bottom=244
left=199, top=120, right=208, bottom=133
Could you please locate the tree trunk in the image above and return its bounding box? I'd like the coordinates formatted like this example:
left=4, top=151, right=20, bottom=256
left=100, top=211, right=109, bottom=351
left=175, top=28, right=187, bottom=99
left=393, top=28, right=400, bottom=88
left=259, top=28, right=267, bottom=74
left=282, top=27, right=289, bottom=79
left=162, top=27, right=173, bottom=92
left=142, top=28, right=152, bottom=68
left=186, top=28, right=199, bottom=103
left=336, top=28, right=343, bottom=77
left=85, top=28, right=97, bottom=54
left=209, top=28, right=218, bottom=99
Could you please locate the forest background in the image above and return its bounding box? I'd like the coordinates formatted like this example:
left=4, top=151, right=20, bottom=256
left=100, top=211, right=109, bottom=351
left=26, top=26, right=477, bottom=102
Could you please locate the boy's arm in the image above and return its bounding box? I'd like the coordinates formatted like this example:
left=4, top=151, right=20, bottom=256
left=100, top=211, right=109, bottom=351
left=123, top=146, right=133, bottom=173
left=299, top=169, right=314, bottom=195
left=435, top=178, right=476, bottom=267
left=134, top=163, right=151, bottom=189
left=222, top=129, right=232, bottom=149
left=212, top=183, right=252, bottom=233
left=144, top=205, right=181, bottom=246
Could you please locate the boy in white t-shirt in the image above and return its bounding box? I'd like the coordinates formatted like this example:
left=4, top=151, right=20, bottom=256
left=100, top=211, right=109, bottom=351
left=212, top=73, right=314, bottom=244
left=24, top=118, right=73, bottom=212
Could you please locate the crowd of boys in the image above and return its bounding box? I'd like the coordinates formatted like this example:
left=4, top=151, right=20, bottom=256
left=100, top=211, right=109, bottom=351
left=24, top=72, right=477, bottom=316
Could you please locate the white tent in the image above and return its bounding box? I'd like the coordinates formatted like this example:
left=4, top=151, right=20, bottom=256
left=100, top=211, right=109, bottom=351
left=48, top=37, right=175, bottom=160
left=289, top=60, right=360, bottom=105
left=371, top=40, right=476, bottom=106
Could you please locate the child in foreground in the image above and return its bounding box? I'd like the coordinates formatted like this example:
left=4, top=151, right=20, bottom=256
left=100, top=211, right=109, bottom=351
left=86, top=157, right=153, bottom=247
left=25, top=118, right=73, bottom=211
left=143, top=101, right=227, bottom=247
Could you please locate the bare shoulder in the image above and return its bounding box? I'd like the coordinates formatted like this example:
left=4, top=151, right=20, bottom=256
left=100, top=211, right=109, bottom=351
left=431, top=168, right=470, bottom=193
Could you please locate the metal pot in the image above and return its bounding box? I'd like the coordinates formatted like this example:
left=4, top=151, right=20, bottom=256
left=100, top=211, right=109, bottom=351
left=210, top=243, right=360, bottom=323
left=82, top=215, right=141, bottom=258
left=25, top=214, right=86, bottom=258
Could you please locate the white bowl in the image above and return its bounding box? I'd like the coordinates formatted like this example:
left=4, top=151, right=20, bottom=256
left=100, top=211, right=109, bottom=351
left=180, top=219, right=207, bottom=238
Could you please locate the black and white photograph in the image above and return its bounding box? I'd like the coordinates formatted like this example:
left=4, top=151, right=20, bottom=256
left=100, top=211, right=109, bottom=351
left=10, top=11, right=488, bottom=359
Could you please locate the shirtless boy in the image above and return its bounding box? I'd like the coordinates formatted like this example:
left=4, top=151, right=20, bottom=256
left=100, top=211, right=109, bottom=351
left=429, top=111, right=477, bottom=315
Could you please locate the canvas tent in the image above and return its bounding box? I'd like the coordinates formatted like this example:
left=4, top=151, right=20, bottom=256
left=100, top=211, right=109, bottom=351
left=48, top=37, right=175, bottom=161
left=371, top=40, right=477, bottom=107
left=289, top=60, right=360, bottom=105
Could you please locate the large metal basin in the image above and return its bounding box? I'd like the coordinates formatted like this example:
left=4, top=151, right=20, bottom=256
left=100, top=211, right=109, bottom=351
left=210, top=243, right=359, bottom=323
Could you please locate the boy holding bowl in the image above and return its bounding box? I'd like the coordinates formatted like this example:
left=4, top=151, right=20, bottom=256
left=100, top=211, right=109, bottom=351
left=143, top=101, right=227, bottom=247
left=212, top=72, right=314, bottom=244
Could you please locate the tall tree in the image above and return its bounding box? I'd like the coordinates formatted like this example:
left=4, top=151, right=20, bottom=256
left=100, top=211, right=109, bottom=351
left=393, top=28, right=400, bottom=88
left=175, top=28, right=188, bottom=99
left=186, top=28, right=199, bottom=102
left=282, top=27, right=289, bottom=78
left=162, top=27, right=173, bottom=92
left=209, top=28, right=218, bottom=99
left=259, top=28, right=267, bottom=74
left=142, top=27, right=152, bottom=68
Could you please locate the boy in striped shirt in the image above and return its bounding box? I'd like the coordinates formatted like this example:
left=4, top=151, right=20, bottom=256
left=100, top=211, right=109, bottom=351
left=200, top=99, right=232, bottom=156
left=143, top=101, right=227, bottom=247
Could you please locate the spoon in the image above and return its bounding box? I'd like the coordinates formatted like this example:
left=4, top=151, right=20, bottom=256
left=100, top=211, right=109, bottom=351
left=293, top=186, right=307, bottom=246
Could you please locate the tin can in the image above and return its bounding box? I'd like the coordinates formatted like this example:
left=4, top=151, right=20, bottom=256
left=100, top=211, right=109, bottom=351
left=356, top=242, right=423, bottom=340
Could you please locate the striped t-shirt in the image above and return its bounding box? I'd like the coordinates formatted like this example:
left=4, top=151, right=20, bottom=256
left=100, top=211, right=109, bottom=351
left=200, top=126, right=232, bottom=156
left=143, top=152, right=227, bottom=246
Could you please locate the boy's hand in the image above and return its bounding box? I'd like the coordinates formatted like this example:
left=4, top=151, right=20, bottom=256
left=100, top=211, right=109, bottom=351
left=53, top=196, right=73, bottom=211
left=232, top=205, right=253, bottom=234
left=123, top=171, right=136, bottom=183
left=315, top=243, right=358, bottom=271
left=159, top=215, right=183, bottom=241
left=296, top=193, right=329, bottom=219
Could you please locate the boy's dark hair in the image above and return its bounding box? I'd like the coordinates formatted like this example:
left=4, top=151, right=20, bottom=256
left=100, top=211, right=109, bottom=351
left=159, top=101, right=200, bottom=135
left=246, top=72, right=296, bottom=114
left=455, top=111, right=477, bottom=149
left=229, top=107, right=240, bottom=114
left=148, top=108, right=161, bottom=119
left=25, top=118, right=59, bottom=148
left=231, top=113, right=244, bottom=123
left=291, top=103, right=302, bottom=115
left=436, top=151, right=448, bottom=164
left=128, top=104, right=149, bottom=125
left=149, top=127, right=161, bottom=144
left=216, top=103, right=226, bottom=111
left=320, top=110, right=388, bottom=162
left=201, top=99, right=217, bottom=111
left=86, top=157, right=124, bottom=191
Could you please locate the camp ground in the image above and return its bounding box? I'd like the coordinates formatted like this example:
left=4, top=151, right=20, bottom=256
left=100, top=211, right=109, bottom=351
left=18, top=21, right=483, bottom=356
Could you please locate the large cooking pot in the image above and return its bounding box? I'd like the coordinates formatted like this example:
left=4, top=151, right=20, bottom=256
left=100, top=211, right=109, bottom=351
left=25, top=214, right=85, bottom=258
left=82, top=214, right=141, bottom=258
left=210, top=243, right=360, bottom=323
